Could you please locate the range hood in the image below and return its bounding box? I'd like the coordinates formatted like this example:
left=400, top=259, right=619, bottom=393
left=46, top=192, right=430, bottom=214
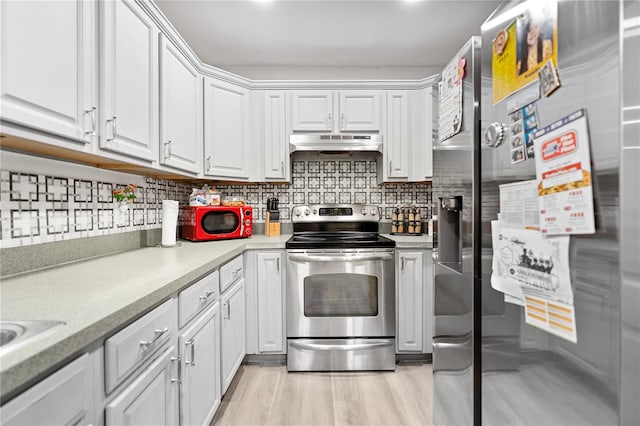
left=289, top=134, right=382, bottom=154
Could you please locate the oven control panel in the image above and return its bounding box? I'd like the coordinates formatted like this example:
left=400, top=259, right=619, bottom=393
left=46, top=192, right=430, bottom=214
left=291, top=204, right=380, bottom=222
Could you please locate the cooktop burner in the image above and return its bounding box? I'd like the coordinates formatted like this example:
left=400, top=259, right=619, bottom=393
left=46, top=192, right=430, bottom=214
left=286, top=204, right=395, bottom=250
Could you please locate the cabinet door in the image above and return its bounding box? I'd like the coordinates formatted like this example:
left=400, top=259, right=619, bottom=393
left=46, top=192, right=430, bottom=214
left=290, top=90, right=333, bottom=131
left=101, top=0, right=158, bottom=162
left=0, top=0, right=96, bottom=144
left=264, top=91, right=288, bottom=180
left=106, top=346, right=178, bottom=426
left=409, top=88, right=433, bottom=181
left=180, top=303, right=220, bottom=426
left=386, top=91, right=410, bottom=179
left=338, top=91, right=381, bottom=132
left=423, top=249, right=434, bottom=353
left=203, top=78, right=250, bottom=179
left=257, top=252, right=284, bottom=353
left=159, top=35, right=202, bottom=174
left=220, top=278, right=246, bottom=394
left=397, top=251, right=424, bottom=352
left=0, top=354, right=93, bottom=426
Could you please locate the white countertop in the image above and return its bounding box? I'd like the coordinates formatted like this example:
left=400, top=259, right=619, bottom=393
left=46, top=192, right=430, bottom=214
left=0, top=232, right=432, bottom=399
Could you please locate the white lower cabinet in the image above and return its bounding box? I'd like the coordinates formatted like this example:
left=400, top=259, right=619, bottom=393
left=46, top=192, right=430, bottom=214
left=396, top=249, right=433, bottom=354
left=179, top=303, right=220, bottom=426
left=257, top=251, right=285, bottom=353
left=397, top=251, right=424, bottom=352
left=220, top=278, right=246, bottom=394
left=0, top=354, right=94, bottom=426
left=105, top=345, right=179, bottom=426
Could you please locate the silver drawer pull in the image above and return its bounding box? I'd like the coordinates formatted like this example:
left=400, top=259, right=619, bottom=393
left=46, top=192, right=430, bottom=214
left=140, top=327, right=169, bottom=348
left=198, top=290, right=216, bottom=302
left=171, top=355, right=181, bottom=384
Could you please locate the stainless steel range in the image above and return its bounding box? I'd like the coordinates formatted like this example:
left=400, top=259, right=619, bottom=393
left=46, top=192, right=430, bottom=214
left=286, top=204, right=396, bottom=371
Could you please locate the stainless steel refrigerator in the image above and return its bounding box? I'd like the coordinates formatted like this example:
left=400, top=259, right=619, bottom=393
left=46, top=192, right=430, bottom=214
left=432, top=1, right=640, bottom=425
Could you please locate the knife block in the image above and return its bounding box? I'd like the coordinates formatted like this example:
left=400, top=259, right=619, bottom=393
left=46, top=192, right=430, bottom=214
left=264, top=212, right=281, bottom=237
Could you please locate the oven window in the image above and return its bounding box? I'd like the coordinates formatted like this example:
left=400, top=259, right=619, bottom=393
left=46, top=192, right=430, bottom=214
left=304, top=273, right=378, bottom=317
left=201, top=211, right=239, bottom=234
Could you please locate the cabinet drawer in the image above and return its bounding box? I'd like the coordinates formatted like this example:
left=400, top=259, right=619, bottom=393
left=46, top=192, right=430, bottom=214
left=105, top=299, right=175, bottom=393
left=220, top=255, right=243, bottom=293
left=178, top=270, right=219, bottom=328
left=0, top=354, right=93, bottom=426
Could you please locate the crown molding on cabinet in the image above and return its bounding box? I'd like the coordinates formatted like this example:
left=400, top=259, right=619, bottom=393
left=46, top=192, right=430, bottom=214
left=139, top=0, right=438, bottom=90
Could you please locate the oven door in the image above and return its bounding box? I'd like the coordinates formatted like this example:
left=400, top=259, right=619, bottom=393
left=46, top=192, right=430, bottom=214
left=286, top=249, right=395, bottom=338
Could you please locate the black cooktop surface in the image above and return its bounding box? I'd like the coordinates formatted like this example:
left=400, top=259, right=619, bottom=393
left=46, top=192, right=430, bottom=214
left=285, top=234, right=396, bottom=250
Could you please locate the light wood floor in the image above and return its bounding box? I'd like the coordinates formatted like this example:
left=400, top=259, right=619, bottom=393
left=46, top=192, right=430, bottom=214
left=211, top=363, right=433, bottom=426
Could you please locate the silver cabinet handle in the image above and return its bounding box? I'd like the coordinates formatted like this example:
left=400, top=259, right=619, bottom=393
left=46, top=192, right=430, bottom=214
left=106, top=116, right=117, bottom=142
left=290, top=341, right=393, bottom=351
left=327, top=112, right=333, bottom=129
left=277, top=257, right=280, bottom=272
left=198, top=290, right=216, bottom=302
left=84, top=107, right=96, bottom=136
left=281, top=161, right=285, bottom=176
left=171, top=355, right=181, bottom=384
left=140, top=327, right=169, bottom=348
left=388, top=160, right=392, bottom=174
left=164, top=140, right=172, bottom=160
left=340, top=112, right=345, bottom=130
left=401, top=257, right=405, bottom=270
left=206, top=156, right=211, bottom=172
left=185, top=339, right=195, bottom=366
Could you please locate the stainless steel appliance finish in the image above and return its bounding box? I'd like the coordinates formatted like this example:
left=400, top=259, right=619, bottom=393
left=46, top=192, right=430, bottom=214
left=432, top=37, right=482, bottom=426
left=287, top=249, right=395, bottom=339
left=434, top=1, right=639, bottom=425
left=287, top=338, right=395, bottom=371
left=289, top=134, right=382, bottom=153
left=286, top=204, right=396, bottom=371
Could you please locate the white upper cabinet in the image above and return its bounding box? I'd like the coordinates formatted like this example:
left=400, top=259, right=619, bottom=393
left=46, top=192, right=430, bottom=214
left=290, top=90, right=382, bottom=133
left=159, top=35, right=202, bottom=175
left=100, top=0, right=158, bottom=162
left=385, top=91, right=410, bottom=179
left=410, top=87, right=433, bottom=181
left=0, top=0, right=97, bottom=146
left=338, top=91, right=381, bottom=132
left=263, top=91, right=288, bottom=180
left=290, top=90, right=334, bottom=132
left=204, top=78, right=250, bottom=180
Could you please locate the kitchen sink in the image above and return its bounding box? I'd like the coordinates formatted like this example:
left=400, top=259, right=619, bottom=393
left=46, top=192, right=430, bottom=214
left=0, top=320, right=65, bottom=355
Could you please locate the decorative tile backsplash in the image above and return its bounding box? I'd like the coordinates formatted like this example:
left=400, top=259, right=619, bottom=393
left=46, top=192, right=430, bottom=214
left=0, top=151, right=433, bottom=248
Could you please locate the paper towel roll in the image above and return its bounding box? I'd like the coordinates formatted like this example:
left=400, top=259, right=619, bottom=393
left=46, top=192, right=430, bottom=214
left=161, top=200, right=179, bottom=247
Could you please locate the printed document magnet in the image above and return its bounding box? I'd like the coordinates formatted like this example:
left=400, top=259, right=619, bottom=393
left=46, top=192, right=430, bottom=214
left=438, top=56, right=464, bottom=142
left=533, top=109, right=595, bottom=235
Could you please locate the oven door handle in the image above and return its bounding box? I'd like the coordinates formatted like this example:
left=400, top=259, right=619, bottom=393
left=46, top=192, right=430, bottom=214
left=288, top=253, right=394, bottom=262
left=290, top=341, right=393, bottom=351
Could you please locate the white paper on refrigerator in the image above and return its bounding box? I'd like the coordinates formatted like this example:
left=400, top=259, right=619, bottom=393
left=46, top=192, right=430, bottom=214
left=491, top=221, right=572, bottom=304
left=438, top=56, right=463, bottom=142
left=499, top=180, right=540, bottom=230
left=523, top=293, right=577, bottom=343
left=533, top=109, right=595, bottom=235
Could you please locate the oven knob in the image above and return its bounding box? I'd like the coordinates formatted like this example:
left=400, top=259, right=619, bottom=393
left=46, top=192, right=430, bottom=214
left=304, top=208, right=310, bottom=216
left=246, top=228, right=252, bottom=236
left=361, top=208, right=367, bottom=216
left=312, top=209, right=317, bottom=215
left=370, top=209, right=377, bottom=216
left=295, top=208, right=301, bottom=216
left=245, top=219, right=251, bottom=226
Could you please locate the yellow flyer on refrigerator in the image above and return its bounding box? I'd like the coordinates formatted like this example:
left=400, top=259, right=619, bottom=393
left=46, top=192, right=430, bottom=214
left=533, top=109, right=595, bottom=235
left=492, top=0, right=558, bottom=104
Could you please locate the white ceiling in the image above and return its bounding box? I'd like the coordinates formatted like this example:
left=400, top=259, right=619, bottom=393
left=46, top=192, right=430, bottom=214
left=155, top=0, right=503, bottom=80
